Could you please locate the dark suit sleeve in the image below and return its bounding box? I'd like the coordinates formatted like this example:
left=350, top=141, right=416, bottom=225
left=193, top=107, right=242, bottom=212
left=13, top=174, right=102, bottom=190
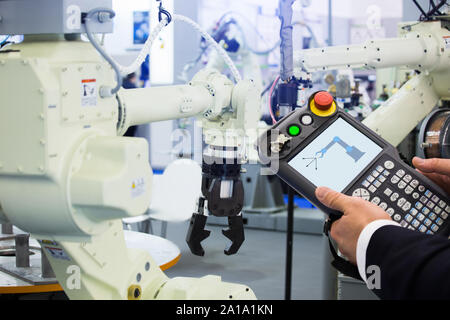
left=365, top=225, right=450, bottom=299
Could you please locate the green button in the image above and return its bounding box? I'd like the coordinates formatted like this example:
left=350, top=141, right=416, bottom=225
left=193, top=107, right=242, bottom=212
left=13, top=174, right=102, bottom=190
left=288, top=125, right=301, bottom=136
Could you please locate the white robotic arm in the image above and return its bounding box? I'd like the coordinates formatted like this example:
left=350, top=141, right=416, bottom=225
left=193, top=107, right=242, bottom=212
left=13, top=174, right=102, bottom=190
left=117, top=69, right=232, bottom=132
left=0, top=0, right=259, bottom=300
left=295, top=20, right=450, bottom=146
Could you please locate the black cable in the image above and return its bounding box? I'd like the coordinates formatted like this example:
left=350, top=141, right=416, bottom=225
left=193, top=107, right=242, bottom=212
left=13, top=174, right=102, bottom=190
left=429, top=0, right=439, bottom=14
left=261, top=77, right=278, bottom=97
left=413, top=0, right=429, bottom=20
left=413, top=0, right=449, bottom=21
left=285, top=187, right=294, bottom=300
left=428, top=0, right=448, bottom=16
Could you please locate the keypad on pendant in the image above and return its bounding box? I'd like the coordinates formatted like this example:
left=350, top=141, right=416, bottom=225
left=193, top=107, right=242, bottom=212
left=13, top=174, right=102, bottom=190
left=356, top=159, right=449, bottom=235
left=396, top=170, right=405, bottom=178
left=391, top=193, right=399, bottom=202
left=352, top=188, right=371, bottom=201
left=359, top=167, right=392, bottom=200
left=398, top=181, right=407, bottom=189
left=391, top=176, right=400, bottom=184
left=410, top=180, right=419, bottom=188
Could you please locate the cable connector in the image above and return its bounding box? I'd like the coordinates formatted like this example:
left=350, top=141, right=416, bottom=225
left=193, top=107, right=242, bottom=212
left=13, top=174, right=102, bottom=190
left=99, top=86, right=113, bottom=98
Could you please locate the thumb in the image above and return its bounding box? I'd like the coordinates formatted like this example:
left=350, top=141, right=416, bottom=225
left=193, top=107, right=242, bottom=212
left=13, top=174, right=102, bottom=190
left=315, top=186, right=352, bottom=213
left=413, top=157, right=450, bottom=176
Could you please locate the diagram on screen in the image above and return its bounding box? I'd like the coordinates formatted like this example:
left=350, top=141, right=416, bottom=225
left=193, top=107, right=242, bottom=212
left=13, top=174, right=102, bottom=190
left=302, top=136, right=365, bottom=170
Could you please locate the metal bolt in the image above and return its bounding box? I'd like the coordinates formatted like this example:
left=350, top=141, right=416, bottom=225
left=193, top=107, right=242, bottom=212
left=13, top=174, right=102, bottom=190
left=421, top=142, right=432, bottom=149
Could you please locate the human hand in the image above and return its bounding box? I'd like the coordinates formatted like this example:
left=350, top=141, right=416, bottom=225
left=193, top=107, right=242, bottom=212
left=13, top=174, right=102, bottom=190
left=315, top=186, right=392, bottom=264
left=412, top=157, right=450, bottom=196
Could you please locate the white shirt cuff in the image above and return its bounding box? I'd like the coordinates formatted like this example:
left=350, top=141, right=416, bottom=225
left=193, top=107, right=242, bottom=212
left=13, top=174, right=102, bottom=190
left=356, top=219, right=401, bottom=282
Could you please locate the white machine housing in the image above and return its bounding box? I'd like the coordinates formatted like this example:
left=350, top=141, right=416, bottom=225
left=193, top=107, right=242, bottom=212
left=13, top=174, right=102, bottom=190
left=0, top=8, right=259, bottom=298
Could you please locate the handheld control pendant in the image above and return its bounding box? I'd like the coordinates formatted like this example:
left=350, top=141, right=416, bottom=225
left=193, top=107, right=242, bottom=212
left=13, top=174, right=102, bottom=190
left=258, top=91, right=450, bottom=279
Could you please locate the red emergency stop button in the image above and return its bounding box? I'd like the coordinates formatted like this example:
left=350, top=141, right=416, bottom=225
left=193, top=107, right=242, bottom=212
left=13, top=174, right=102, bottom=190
left=314, top=91, right=334, bottom=110
left=310, top=91, right=336, bottom=117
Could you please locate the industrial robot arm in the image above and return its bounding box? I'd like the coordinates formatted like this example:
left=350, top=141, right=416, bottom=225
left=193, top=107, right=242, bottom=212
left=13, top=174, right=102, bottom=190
left=294, top=20, right=450, bottom=146
left=0, top=0, right=258, bottom=300
left=117, top=67, right=261, bottom=256
left=180, top=33, right=265, bottom=256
